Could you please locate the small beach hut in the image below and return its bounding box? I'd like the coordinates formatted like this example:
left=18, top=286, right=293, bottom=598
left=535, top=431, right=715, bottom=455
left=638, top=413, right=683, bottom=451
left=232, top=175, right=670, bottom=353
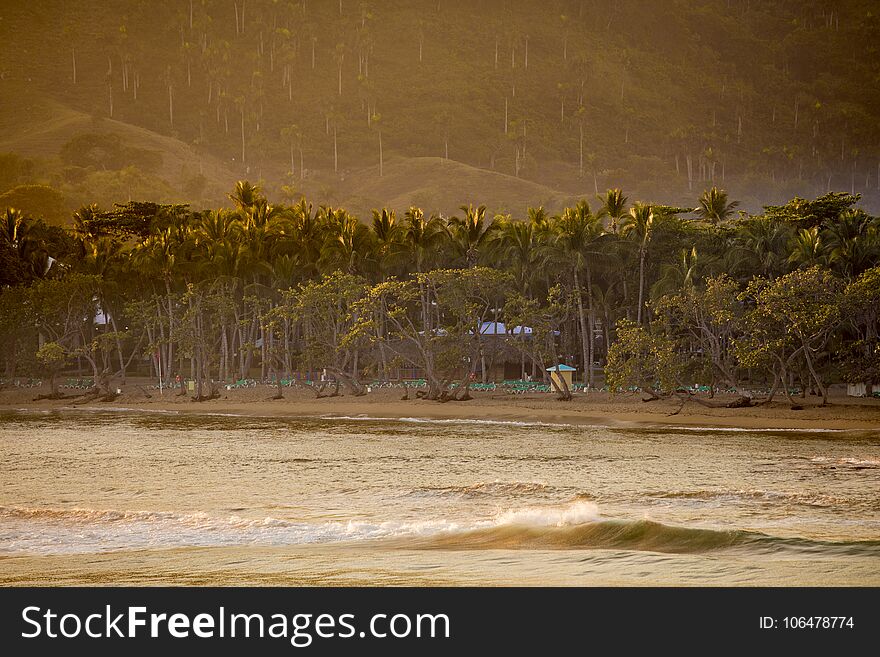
left=546, top=364, right=576, bottom=389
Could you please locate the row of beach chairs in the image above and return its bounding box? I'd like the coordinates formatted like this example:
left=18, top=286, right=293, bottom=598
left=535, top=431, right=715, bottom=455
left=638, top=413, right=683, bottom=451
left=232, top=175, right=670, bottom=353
left=0, top=378, right=43, bottom=388
left=62, top=378, right=94, bottom=389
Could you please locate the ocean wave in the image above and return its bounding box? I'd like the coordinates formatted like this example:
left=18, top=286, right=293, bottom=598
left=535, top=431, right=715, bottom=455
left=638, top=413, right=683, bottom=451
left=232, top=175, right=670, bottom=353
left=649, top=489, right=853, bottom=508
left=2, top=501, right=876, bottom=557
left=412, top=481, right=554, bottom=498
left=810, top=456, right=880, bottom=469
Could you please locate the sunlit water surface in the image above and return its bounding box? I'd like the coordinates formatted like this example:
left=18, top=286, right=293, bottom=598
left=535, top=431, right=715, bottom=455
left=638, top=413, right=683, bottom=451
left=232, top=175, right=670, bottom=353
left=1, top=410, right=878, bottom=585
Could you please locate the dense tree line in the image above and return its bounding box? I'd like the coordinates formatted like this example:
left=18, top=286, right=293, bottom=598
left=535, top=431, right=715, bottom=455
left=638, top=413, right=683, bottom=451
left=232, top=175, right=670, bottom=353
left=1, top=184, right=878, bottom=405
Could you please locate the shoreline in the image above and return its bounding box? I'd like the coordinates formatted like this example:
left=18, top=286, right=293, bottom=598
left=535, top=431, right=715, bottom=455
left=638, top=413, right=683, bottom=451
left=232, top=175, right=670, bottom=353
left=2, top=384, right=880, bottom=432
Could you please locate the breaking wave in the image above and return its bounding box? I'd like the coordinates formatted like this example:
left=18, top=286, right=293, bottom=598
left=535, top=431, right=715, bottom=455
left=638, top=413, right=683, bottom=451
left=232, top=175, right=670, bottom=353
left=2, top=501, right=877, bottom=558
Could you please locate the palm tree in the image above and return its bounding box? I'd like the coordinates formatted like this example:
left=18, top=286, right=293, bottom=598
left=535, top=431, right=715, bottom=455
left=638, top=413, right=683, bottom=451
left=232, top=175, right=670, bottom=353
left=193, top=210, right=244, bottom=278
left=131, top=225, right=185, bottom=383
left=371, top=208, right=405, bottom=279
left=552, top=200, right=606, bottom=385
left=72, top=204, right=103, bottom=255
left=696, top=186, right=739, bottom=224
left=788, top=227, right=826, bottom=269
left=402, top=206, right=443, bottom=273
left=276, top=197, right=322, bottom=278
left=449, top=204, right=498, bottom=268
left=318, top=209, right=374, bottom=275
left=598, top=188, right=628, bottom=233
left=238, top=199, right=284, bottom=281
left=497, top=212, right=547, bottom=295
left=824, top=210, right=878, bottom=278
left=731, top=216, right=791, bottom=279
left=652, top=246, right=701, bottom=298
left=620, top=202, right=654, bottom=324
left=227, top=180, right=263, bottom=214
left=280, top=124, right=304, bottom=179
left=79, top=235, right=129, bottom=384
left=1, top=208, right=49, bottom=281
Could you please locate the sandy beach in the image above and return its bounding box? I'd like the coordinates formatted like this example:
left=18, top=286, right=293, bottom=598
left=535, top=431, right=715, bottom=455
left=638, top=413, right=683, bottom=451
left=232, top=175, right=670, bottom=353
left=2, top=380, right=879, bottom=431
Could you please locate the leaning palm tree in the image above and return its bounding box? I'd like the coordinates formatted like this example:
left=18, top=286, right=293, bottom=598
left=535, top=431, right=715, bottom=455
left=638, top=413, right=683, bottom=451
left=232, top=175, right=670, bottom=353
left=696, top=186, right=739, bottom=224
left=620, top=202, right=654, bottom=324
left=598, top=188, right=628, bottom=233
left=448, top=204, right=498, bottom=268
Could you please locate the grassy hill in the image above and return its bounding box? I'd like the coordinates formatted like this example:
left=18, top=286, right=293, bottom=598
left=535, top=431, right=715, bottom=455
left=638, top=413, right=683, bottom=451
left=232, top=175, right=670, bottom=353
left=0, top=82, right=240, bottom=217
left=334, top=156, right=575, bottom=218
left=1, top=0, right=879, bottom=217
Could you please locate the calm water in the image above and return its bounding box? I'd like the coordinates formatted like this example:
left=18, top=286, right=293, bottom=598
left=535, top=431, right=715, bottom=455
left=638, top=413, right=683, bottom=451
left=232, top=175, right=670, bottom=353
left=1, top=410, right=879, bottom=585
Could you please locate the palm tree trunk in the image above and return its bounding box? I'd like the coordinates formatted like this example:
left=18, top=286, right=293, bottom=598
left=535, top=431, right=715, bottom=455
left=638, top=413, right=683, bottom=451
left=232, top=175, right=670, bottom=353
left=637, top=248, right=646, bottom=324
left=164, top=279, right=175, bottom=384
left=573, top=267, right=589, bottom=384
left=585, top=263, right=595, bottom=389
left=801, top=338, right=828, bottom=404
left=109, top=313, right=126, bottom=384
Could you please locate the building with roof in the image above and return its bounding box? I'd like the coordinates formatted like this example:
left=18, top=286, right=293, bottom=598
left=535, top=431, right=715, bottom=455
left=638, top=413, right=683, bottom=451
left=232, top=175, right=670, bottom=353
left=546, top=363, right=576, bottom=390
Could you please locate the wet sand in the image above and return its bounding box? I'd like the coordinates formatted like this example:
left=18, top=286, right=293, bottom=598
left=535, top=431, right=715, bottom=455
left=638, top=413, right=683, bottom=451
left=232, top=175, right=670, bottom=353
left=2, top=381, right=879, bottom=431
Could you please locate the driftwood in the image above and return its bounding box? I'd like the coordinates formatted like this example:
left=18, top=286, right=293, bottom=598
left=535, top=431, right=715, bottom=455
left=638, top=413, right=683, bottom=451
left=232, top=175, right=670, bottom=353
left=666, top=390, right=757, bottom=416
left=313, top=380, right=341, bottom=398
left=191, top=385, right=220, bottom=402
left=33, top=393, right=67, bottom=401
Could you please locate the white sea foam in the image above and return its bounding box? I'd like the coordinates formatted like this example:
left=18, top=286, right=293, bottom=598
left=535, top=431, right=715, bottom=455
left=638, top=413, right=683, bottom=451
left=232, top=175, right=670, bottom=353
left=60, top=406, right=182, bottom=415
left=320, top=415, right=577, bottom=428
left=493, top=501, right=601, bottom=527
left=0, top=501, right=602, bottom=555
left=663, top=425, right=859, bottom=434
left=810, top=456, right=880, bottom=468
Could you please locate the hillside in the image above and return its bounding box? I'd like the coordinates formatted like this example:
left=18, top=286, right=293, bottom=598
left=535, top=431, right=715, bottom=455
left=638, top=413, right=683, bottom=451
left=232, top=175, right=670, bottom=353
left=1, top=0, right=879, bottom=217
left=335, top=156, right=575, bottom=218
left=0, top=83, right=240, bottom=217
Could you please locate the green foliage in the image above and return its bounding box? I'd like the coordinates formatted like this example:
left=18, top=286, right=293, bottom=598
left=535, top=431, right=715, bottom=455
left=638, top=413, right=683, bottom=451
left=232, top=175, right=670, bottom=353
left=736, top=267, right=844, bottom=400
left=35, top=341, right=66, bottom=369
left=606, top=319, right=682, bottom=395
left=839, top=266, right=880, bottom=385
left=82, top=201, right=194, bottom=240
left=764, top=193, right=862, bottom=229
left=1, top=177, right=877, bottom=400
